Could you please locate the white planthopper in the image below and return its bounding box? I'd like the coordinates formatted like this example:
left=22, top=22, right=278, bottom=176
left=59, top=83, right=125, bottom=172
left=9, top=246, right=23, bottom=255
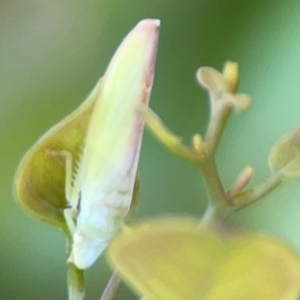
left=64, top=19, right=160, bottom=269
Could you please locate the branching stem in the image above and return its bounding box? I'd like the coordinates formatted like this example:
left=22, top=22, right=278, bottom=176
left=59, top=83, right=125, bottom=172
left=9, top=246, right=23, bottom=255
left=199, top=84, right=284, bottom=224
left=199, top=100, right=234, bottom=224
left=232, top=172, right=285, bottom=209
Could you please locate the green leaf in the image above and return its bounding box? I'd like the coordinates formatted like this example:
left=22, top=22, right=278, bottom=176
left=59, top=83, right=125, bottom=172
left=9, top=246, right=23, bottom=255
left=108, top=217, right=300, bottom=300
left=13, top=80, right=101, bottom=230
left=269, top=125, right=300, bottom=178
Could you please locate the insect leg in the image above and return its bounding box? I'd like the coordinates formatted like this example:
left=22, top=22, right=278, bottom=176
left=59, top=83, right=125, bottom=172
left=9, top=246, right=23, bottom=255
left=47, top=149, right=80, bottom=234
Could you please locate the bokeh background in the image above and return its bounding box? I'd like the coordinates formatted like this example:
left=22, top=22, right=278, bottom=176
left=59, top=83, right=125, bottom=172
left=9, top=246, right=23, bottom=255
left=2, top=1, right=300, bottom=299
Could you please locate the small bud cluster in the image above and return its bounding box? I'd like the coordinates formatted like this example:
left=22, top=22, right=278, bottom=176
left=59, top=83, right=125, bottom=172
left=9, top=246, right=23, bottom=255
left=197, top=61, right=251, bottom=113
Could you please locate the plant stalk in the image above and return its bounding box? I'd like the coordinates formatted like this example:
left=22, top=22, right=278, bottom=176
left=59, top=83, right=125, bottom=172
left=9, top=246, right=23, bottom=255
left=205, top=103, right=232, bottom=154
left=64, top=230, right=86, bottom=300
left=67, top=262, right=86, bottom=300
left=99, top=272, right=121, bottom=300
left=199, top=158, right=232, bottom=225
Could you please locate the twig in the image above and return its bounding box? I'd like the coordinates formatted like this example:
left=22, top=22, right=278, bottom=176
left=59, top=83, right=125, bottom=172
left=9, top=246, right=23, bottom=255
left=67, top=262, right=85, bottom=300
left=100, top=272, right=121, bottom=300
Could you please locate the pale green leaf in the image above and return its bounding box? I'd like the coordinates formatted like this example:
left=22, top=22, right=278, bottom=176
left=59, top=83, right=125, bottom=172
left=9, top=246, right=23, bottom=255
left=269, top=125, right=300, bottom=178
left=108, top=217, right=300, bottom=300
left=14, top=80, right=101, bottom=230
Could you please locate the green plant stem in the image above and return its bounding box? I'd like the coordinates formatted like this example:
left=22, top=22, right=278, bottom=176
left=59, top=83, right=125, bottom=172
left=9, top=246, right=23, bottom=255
left=199, top=103, right=234, bottom=224
left=64, top=231, right=86, bottom=300
left=99, top=272, right=121, bottom=300
left=199, top=158, right=227, bottom=205
left=67, top=262, right=85, bottom=300
left=205, top=103, right=232, bottom=154
left=201, top=203, right=230, bottom=225
left=199, top=158, right=232, bottom=225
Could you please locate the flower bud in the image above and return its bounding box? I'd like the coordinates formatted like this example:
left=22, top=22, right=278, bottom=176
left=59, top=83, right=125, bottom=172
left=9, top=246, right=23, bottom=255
left=196, top=62, right=250, bottom=113
left=223, top=61, right=239, bottom=93
left=196, top=67, right=226, bottom=95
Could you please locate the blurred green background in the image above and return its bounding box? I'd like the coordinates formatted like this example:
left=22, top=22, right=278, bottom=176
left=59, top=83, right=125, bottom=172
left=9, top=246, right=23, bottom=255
left=2, top=0, right=300, bottom=299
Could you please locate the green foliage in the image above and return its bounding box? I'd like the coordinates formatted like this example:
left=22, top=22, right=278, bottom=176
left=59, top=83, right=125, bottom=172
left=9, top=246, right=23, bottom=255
left=269, top=125, right=300, bottom=178
left=14, top=81, right=99, bottom=230
left=108, top=217, right=300, bottom=300
left=108, top=61, right=300, bottom=299
left=10, top=10, right=300, bottom=300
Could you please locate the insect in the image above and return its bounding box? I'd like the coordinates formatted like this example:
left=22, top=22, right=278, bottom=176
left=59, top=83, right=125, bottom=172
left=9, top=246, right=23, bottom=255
left=63, top=19, right=160, bottom=269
